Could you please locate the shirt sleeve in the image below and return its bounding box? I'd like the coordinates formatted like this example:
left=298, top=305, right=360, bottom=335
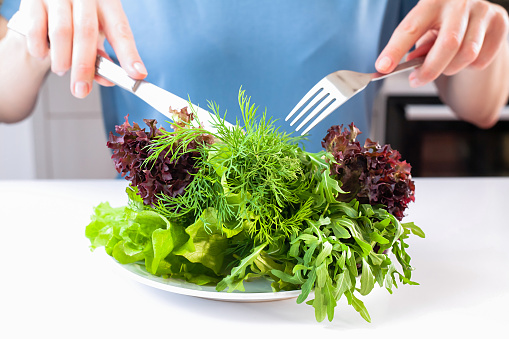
left=0, top=0, right=21, bottom=20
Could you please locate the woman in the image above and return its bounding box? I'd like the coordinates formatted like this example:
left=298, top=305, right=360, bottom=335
left=1, top=0, right=508, bottom=152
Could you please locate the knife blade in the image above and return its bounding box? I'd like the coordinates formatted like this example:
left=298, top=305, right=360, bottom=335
left=94, top=56, right=224, bottom=131
left=7, top=10, right=228, bottom=132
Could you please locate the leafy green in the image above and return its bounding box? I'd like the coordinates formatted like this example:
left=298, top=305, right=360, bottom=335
left=174, top=208, right=231, bottom=275
left=86, top=88, right=425, bottom=323
left=216, top=242, right=268, bottom=292
left=152, top=88, right=315, bottom=245
left=86, top=189, right=221, bottom=281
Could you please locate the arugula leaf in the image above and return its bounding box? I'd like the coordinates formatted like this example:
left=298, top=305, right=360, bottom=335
left=353, top=236, right=373, bottom=258
left=345, top=290, right=371, bottom=323
left=333, top=271, right=352, bottom=300
left=297, top=266, right=316, bottom=304
left=359, top=259, right=375, bottom=296
left=310, top=262, right=337, bottom=322
left=271, top=267, right=305, bottom=286
left=402, top=222, right=426, bottom=238
left=369, top=231, right=390, bottom=245
left=216, top=242, right=268, bottom=292
left=330, top=221, right=351, bottom=239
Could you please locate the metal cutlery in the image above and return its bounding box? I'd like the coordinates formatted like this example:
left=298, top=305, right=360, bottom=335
left=286, top=56, right=424, bottom=135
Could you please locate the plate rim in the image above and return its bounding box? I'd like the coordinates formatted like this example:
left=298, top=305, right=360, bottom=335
left=109, top=256, right=302, bottom=302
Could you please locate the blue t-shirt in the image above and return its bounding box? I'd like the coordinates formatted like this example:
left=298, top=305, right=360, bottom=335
left=2, top=0, right=417, bottom=152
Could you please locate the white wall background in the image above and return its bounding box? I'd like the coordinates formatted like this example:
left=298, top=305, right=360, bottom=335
left=0, top=72, right=117, bottom=180
left=0, top=115, right=36, bottom=179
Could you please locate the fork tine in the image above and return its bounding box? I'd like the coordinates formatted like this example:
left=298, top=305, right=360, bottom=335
left=295, top=95, right=335, bottom=131
left=300, top=99, right=342, bottom=135
left=285, top=81, right=325, bottom=122
left=289, top=90, right=329, bottom=126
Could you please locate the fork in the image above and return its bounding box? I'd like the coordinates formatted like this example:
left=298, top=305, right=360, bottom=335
left=286, top=56, right=425, bottom=135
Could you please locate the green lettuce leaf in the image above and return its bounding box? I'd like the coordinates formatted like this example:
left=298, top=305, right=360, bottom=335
left=174, top=208, right=230, bottom=275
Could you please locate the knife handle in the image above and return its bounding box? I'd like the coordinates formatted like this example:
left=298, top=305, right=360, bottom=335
left=95, top=55, right=141, bottom=92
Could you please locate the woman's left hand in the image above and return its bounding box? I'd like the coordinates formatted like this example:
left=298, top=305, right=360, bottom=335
left=375, top=0, right=509, bottom=87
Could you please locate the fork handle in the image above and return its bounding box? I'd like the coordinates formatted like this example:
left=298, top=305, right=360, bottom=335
left=371, top=56, right=425, bottom=81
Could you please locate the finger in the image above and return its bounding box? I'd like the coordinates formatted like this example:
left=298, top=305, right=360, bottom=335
left=98, top=0, right=147, bottom=79
left=376, top=1, right=437, bottom=73
left=406, top=37, right=435, bottom=87
left=444, top=4, right=489, bottom=75
left=409, top=3, right=469, bottom=86
left=23, top=0, right=49, bottom=59
left=407, top=31, right=437, bottom=60
left=471, top=5, right=509, bottom=70
left=47, top=0, right=73, bottom=76
left=70, top=0, right=99, bottom=98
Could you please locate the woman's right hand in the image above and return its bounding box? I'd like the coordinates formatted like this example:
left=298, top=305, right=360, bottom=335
left=19, top=0, right=147, bottom=98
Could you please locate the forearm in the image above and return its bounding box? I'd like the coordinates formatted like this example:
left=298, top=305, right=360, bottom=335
left=0, top=17, right=50, bottom=123
left=435, top=41, right=509, bottom=129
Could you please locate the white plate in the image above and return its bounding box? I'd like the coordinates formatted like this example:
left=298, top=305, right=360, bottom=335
left=111, top=259, right=302, bottom=302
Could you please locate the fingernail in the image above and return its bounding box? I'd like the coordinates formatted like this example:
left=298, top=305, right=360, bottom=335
left=409, top=72, right=422, bottom=87
left=74, top=81, right=89, bottom=98
left=377, top=56, right=392, bottom=72
left=133, top=62, right=147, bottom=75
left=56, top=71, right=66, bottom=77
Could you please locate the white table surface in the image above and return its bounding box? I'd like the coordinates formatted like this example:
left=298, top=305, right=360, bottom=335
left=1, top=178, right=508, bottom=338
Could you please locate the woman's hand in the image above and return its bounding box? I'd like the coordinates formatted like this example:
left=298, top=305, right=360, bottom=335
left=376, top=0, right=509, bottom=87
left=376, top=0, right=509, bottom=128
left=19, top=0, right=147, bottom=98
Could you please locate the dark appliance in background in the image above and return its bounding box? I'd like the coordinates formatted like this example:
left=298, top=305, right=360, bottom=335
left=385, top=96, right=509, bottom=177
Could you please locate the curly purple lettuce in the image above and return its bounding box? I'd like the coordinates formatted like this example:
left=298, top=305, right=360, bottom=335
left=106, top=108, right=204, bottom=206
left=322, top=123, right=415, bottom=220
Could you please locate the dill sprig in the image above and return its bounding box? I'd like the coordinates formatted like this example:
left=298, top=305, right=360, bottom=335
left=143, top=104, right=215, bottom=168
left=151, top=88, right=317, bottom=243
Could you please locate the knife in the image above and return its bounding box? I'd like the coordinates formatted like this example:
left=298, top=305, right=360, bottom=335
left=7, top=11, right=229, bottom=132
left=94, top=56, right=226, bottom=131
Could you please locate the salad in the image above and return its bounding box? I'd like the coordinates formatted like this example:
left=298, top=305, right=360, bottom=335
left=85, top=89, right=424, bottom=323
